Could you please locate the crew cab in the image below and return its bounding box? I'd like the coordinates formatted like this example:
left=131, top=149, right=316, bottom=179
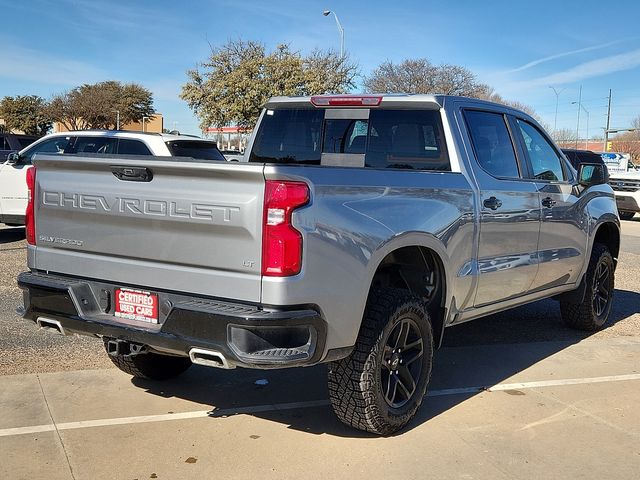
left=0, top=130, right=225, bottom=225
left=17, top=95, right=619, bottom=435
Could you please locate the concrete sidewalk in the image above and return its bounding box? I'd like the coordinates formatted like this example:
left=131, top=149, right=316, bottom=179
left=2, top=336, right=639, bottom=479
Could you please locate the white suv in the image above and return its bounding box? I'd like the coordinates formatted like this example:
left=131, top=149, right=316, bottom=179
left=0, top=130, right=225, bottom=226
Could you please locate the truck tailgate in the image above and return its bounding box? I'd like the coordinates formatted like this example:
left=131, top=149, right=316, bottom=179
left=31, top=155, right=265, bottom=303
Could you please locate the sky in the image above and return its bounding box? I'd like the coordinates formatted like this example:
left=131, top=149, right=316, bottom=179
left=1, top=0, right=639, bottom=137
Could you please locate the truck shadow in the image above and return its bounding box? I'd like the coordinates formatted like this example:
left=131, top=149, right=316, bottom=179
left=0, top=226, right=25, bottom=244
left=132, top=289, right=640, bottom=438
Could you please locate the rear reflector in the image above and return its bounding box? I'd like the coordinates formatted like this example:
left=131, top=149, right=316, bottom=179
left=310, top=95, right=383, bottom=107
left=25, top=166, right=36, bottom=245
left=262, top=181, right=309, bottom=276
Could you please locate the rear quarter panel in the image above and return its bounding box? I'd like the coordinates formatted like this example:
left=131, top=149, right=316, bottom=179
left=262, top=165, right=476, bottom=351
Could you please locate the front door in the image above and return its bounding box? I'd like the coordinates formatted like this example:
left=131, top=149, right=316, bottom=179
left=513, top=119, right=588, bottom=290
left=0, top=136, right=73, bottom=217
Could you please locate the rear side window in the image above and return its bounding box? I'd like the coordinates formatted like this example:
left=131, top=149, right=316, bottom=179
left=165, top=140, right=225, bottom=161
left=250, top=109, right=323, bottom=164
left=250, top=108, right=449, bottom=170
left=73, top=137, right=117, bottom=154
left=118, top=139, right=153, bottom=156
left=1, top=136, right=10, bottom=151
left=465, top=111, right=520, bottom=178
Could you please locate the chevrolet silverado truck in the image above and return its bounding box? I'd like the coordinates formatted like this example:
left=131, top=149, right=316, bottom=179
left=17, top=94, right=619, bottom=435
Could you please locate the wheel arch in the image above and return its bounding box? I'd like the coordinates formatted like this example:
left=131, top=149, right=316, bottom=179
left=593, top=221, right=620, bottom=266
left=364, top=233, right=451, bottom=348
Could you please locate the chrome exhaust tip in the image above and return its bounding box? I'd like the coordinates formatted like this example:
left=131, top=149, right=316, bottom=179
left=189, top=348, right=233, bottom=369
left=36, top=317, right=68, bottom=336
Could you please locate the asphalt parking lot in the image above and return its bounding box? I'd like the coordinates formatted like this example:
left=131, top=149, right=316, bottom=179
left=1, top=220, right=640, bottom=479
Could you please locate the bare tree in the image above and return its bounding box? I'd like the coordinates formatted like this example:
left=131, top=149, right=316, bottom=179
left=363, top=59, right=491, bottom=98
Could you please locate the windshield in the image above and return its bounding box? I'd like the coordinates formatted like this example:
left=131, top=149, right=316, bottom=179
left=165, top=140, right=226, bottom=161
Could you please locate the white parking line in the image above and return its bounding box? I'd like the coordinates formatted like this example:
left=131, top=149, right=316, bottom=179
left=1, top=373, right=639, bottom=438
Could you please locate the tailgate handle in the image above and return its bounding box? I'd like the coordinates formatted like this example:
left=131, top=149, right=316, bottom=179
left=111, top=166, right=153, bottom=182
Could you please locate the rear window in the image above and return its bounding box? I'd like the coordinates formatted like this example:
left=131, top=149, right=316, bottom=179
left=249, top=108, right=450, bottom=171
left=249, top=109, right=323, bottom=164
left=166, top=140, right=225, bottom=161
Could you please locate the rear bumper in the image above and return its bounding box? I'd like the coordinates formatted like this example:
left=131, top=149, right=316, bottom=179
left=17, top=271, right=327, bottom=369
left=0, top=214, right=25, bottom=225
left=613, top=191, right=640, bottom=212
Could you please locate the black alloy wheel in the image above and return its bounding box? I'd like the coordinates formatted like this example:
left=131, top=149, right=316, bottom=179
left=381, top=317, right=424, bottom=408
left=592, top=260, right=612, bottom=318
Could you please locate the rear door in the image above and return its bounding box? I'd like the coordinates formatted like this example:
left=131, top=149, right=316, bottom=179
left=33, top=155, right=265, bottom=302
left=513, top=118, right=588, bottom=290
left=462, top=109, right=541, bottom=307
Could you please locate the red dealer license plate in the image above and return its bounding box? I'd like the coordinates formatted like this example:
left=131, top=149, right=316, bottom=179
left=114, top=288, right=159, bottom=324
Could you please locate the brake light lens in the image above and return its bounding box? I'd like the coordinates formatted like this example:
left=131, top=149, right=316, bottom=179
left=262, top=180, right=309, bottom=276
left=310, top=95, right=383, bottom=107
left=25, top=166, right=36, bottom=245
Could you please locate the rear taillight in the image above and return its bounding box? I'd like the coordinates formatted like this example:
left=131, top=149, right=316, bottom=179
left=25, top=166, right=36, bottom=245
left=310, top=95, right=383, bottom=107
left=262, top=180, right=309, bottom=276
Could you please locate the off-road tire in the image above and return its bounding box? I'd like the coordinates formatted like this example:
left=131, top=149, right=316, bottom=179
left=105, top=345, right=192, bottom=380
left=560, top=243, right=614, bottom=331
left=328, top=288, right=434, bottom=436
left=618, top=211, right=635, bottom=221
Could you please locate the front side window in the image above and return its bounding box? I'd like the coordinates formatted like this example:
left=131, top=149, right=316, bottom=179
left=22, top=136, right=73, bottom=164
left=464, top=110, right=520, bottom=178
left=517, top=120, right=566, bottom=181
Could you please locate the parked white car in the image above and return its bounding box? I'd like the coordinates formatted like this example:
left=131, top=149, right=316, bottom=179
left=0, top=130, right=226, bottom=226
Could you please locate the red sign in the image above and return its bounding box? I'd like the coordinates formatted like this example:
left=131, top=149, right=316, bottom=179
left=114, top=288, right=159, bottom=324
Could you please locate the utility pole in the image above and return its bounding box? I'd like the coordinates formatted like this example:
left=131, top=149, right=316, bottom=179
left=575, top=85, right=582, bottom=149
left=603, top=89, right=612, bottom=151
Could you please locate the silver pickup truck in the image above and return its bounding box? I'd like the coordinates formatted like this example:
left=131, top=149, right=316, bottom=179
left=17, top=94, right=619, bottom=435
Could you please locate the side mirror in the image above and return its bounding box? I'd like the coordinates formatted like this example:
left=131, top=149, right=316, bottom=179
left=6, top=152, right=20, bottom=165
left=578, top=163, right=608, bottom=187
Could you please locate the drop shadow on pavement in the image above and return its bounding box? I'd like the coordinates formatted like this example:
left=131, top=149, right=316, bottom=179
left=132, top=289, right=640, bottom=438
left=0, top=226, right=25, bottom=245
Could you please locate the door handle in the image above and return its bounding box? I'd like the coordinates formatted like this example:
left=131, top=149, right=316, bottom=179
left=111, top=166, right=153, bottom=182
left=483, top=196, right=503, bottom=210
left=541, top=197, right=556, bottom=208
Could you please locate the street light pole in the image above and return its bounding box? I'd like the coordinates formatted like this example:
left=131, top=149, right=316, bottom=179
left=115, top=110, right=120, bottom=130
left=603, top=89, right=612, bottom=151
left=322, top=10, right=344, bottom=58
left=574, top=85, right=582, bottom=149
left=548, top=86, right=565, bottom=132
